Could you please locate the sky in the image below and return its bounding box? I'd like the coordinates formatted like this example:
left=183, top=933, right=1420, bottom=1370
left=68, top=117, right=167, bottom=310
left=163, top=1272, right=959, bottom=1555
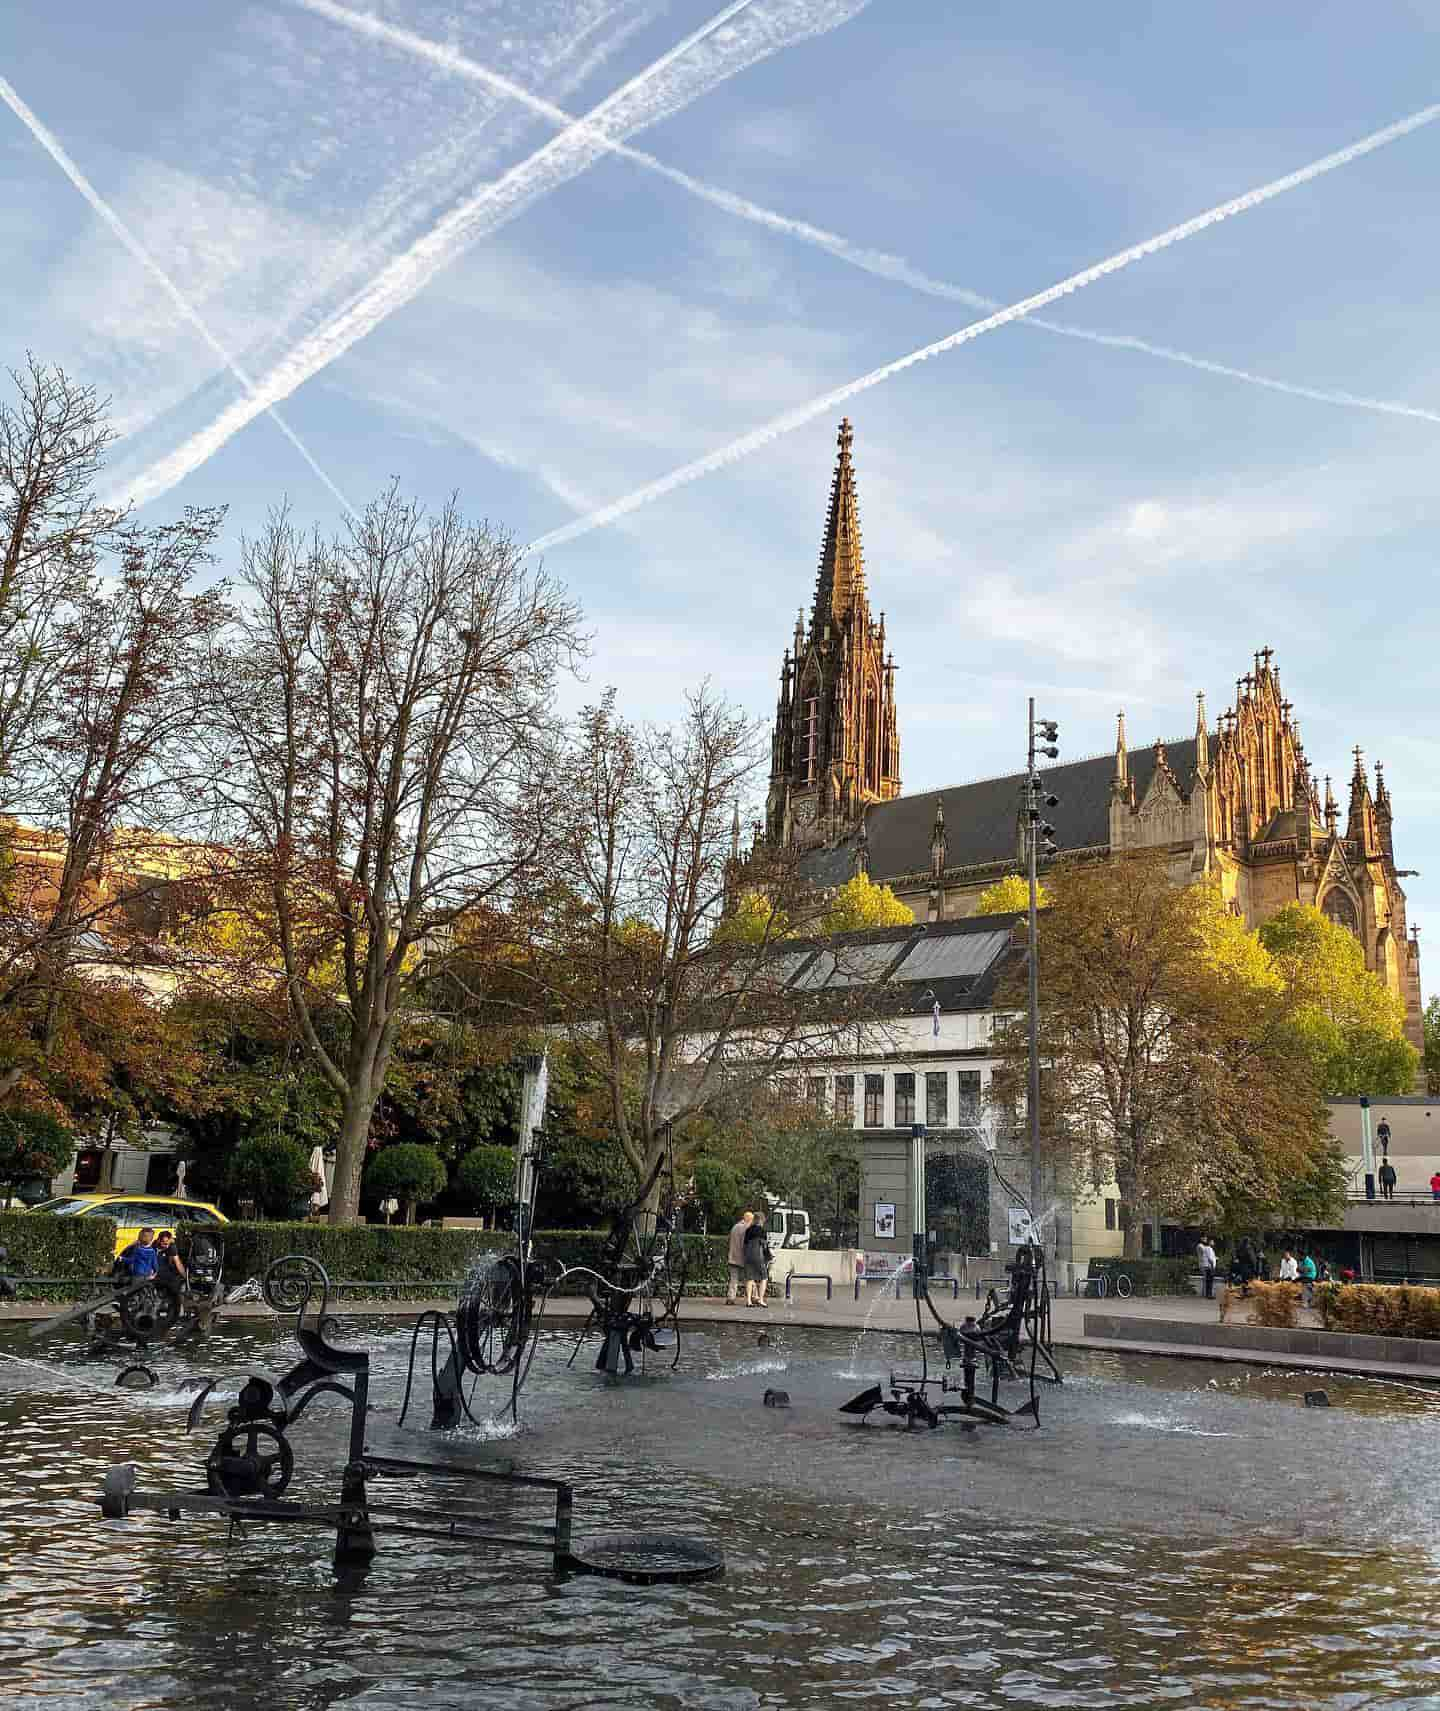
left=4, top=1, right=1439, bottom=978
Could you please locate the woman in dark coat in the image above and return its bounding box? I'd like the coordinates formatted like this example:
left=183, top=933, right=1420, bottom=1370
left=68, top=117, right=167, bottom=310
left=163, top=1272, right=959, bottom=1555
left=742, top=1215, right=772, bottom=1307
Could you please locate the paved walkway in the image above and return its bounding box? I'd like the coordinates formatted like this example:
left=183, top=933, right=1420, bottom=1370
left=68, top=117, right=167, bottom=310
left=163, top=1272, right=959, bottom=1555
left=5, top=1284, right=1439, bottom=1383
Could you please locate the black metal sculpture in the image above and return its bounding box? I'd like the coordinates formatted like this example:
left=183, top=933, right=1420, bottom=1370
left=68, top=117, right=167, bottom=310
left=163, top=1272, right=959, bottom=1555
left=25, top=1231, right=227, bottom=1384
left=95, top=1254, right=723, bottom=1585
left=839, top=1241, right=1059, bottom=1431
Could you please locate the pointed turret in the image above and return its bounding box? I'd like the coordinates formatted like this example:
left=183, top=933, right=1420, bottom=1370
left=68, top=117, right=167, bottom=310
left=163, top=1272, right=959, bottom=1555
left=1293, top=743, right=1313, bottom=856
left=1111, top=710, right=1129, bottom=798
left=1346, top=746, right=1378, bottom=852
left=731, top=802, right=741, bottom=862
left=810, top=418, right=866, bottom=636
left=1375, top=762, right=1394, bottom=864
left=930, top=796, right=947, bottom=878
left=1324, top=775, right=1338, bottom=836
left=1194, top=692, right=1209, bottom=777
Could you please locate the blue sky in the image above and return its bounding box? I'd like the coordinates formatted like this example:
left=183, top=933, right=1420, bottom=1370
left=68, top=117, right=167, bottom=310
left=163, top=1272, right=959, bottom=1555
left=4, top=1, right=1439, bottom=974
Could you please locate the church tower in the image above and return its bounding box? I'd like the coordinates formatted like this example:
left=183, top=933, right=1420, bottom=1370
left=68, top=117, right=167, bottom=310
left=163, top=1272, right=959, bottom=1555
left=766, top=420, right=901, bottom=847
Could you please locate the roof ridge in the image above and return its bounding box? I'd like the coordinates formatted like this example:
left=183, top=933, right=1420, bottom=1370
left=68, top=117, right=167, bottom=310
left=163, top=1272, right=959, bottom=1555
left=881, top=732, right=1201, bottom=802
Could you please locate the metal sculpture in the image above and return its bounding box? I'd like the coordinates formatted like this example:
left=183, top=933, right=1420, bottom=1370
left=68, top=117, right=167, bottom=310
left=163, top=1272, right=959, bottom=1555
left=94, top=1253, right=722, bottom=1585
left=25, top=1231, right=227, bottom=1383
left=839, top=1241, right=1058, bottom=1431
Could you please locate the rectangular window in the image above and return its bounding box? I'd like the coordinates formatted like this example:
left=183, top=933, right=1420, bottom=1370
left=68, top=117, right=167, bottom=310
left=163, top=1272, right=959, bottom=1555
left=863, top=1074, right=884, bottom=1128
left=956, top=1071, right=982, bottom=1128
left=925, top=1072, right=948, bottom=1127
left=835, top=1075, right=854, bottom=1120
left=1105, top=1198, right=1118, bottom=1232
left=894, top=1073, right=915, bottom=1127
left=805, top=1076, right=826, bottom=1107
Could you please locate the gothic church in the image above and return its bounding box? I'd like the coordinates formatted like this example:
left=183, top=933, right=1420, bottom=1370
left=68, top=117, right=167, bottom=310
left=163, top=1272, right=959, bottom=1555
left=765, top=420, right=1425, bottom=1060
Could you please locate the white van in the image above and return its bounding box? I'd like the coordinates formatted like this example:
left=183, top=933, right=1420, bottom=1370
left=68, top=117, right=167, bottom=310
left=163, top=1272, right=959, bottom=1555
left=765, top=1204, right=811, bottom=1251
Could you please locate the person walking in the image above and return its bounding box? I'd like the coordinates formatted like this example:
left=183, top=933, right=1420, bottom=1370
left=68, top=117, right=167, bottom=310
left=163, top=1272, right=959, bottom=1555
left=1430, top=1170, right=1440, bottom=1204
left=1299, top=1250, right=1318, bottom=1308
left=1378, top=1159, right=1397, bottom=1201
left=1376, top=1117, right=1392, bottom=1156
left=743, top=1212, right=772, bottom=1307
left=1196, top=1235, right=1218, bottom=1300
left=726, top=1210, right=754, bottom=1303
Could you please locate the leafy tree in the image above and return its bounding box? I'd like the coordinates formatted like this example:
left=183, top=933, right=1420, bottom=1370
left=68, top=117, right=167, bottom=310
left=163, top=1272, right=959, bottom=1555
left=822, top=872, right=912, bottom=933
left=230, top=1134, right=317, bottom=1218
left=0, top=1107, right=74, bottom=1197
left=365, top=1142, right=447, bottom=1224
left=714, top=889, right=791, bottom=945
left=455, top=1144, right=514, bottom=1222
left=1424, top=995, right=1440, bottom=1097
left=975, top=873, right=1048, bottom=915
left=200, top=488, right=582, bottom=1223
left=990, top=860, right=1338, bottom=1258
left=1258, top=904, right=1417, bottom=1095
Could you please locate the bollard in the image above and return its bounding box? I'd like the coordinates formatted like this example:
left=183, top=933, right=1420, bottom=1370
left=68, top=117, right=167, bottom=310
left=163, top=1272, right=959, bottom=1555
left=784, top=1272, right=833, bottom=1303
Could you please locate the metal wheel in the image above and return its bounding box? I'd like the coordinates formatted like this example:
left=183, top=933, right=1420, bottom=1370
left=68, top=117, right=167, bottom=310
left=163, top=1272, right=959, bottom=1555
left=206, top=1420, right=295, bottom=1499
left=455, top=1255, right=530, bottom=1376
left=1115, top=1273, right=1133, bottom=1298
left=117, top=1284, right=180, bottom=1340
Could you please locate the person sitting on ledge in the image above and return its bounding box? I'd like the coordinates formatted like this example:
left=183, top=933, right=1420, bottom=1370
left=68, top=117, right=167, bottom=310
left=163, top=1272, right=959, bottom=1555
left=115, top=1228, right=159, bottom=1281
left=153, top=1230, right=187, bottom=1297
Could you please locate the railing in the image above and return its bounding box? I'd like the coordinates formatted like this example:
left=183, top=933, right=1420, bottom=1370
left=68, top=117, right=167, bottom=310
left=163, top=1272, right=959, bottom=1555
left=783, top=1272, right=833, bottom=1302
left=852, top=1272, right=960, bottom=1301
left=1347, top=1193, right=1440, bottom=1206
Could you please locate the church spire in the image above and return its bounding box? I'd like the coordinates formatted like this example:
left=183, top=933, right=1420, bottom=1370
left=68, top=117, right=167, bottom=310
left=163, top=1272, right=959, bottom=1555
left=1194, top=692, right=1209, bottom=777
left=810, top=418, right=866, bottom=636
left=1112, top=710, right=1128, bottom=790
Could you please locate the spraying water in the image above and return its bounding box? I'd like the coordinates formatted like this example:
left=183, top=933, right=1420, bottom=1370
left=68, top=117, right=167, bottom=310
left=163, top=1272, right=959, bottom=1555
left=840, top=1257, right=914, bottom=1377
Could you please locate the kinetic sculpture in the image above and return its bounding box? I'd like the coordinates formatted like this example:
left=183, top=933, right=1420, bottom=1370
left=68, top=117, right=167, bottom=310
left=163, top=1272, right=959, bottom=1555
left=840, top=1124, right=1061, bottom=1430
left=95, top=1252, right=723, bottom=1585
left=24, top=1231, right=227, bottom=1386
left=399, top=1058, right=688, bottom=1431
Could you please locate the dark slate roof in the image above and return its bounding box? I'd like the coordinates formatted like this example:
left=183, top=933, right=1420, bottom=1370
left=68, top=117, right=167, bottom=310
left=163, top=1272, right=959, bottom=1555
left=805, top=737, right=1201, bottom=886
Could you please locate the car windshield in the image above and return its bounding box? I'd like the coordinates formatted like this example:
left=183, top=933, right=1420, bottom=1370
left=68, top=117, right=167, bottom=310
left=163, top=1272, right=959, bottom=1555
left=27, top=1197, right=104, bottom=1217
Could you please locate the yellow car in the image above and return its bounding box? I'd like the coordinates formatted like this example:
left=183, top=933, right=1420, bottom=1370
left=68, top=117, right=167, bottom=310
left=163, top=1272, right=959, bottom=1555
left=27, top=1192, right=228, bottom=1257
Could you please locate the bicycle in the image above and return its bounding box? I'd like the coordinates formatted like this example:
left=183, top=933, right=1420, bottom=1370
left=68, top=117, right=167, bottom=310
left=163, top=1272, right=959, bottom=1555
left=1085, top=1271, right=1133, bottom=1299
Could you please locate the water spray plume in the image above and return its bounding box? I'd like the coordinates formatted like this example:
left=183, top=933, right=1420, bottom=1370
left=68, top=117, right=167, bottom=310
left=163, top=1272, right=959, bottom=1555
left=299, top=0, right=1440, bottom=445
left=0, top=73, right=356, bottom=518
left=530, top=99, right=1440, bottom=551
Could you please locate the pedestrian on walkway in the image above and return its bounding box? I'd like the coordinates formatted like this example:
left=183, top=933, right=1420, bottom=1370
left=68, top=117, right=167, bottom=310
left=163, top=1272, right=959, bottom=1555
left=1378, top=1159, right=1397, bottom=1201
left=726, top=1210, right=754, bottom=1303
left=1196, top=1235, right=1218, bottom=1300
left=743, top=1213, right=772, bottom=1307
left=1430, top=1170, right=1440, bottom=1204
left=1278, top=1250, right=1299, bottom=1282
left=1299, top=1251, right=1317, bottom=1308
left=1377, top=1117, right=1392, bottom=1156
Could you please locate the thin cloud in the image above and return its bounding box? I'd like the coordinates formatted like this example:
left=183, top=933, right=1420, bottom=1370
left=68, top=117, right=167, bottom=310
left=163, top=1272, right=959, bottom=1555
left=117, top=0, right=873, bottom=510
left=0, top=72, right=355, bottom=517
left=530, top=99, right=1440, bottom=551
left=298, top=0, right=1440, bottom=442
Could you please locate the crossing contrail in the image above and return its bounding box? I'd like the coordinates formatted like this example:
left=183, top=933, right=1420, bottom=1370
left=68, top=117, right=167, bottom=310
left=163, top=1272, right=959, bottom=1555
left=529, top=98, right=1440, bottom=550
left=121, top=0, right=872, bottom=509
left=297, top=2, right=1440, bottom=444
left=0, top=73, right=356, bottom=517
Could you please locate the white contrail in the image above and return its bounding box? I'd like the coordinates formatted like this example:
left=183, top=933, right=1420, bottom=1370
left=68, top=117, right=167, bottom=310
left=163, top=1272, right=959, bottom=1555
left=0, top=73, right=356, bottom=517
left=297, top=2, right=1440, bottom=440
left=530, top=99, right=1440, bottom=550
left=121, top=0, right=871, bottom=510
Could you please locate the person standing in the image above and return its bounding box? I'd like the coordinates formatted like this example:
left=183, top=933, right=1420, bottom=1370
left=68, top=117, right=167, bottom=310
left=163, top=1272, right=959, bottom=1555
left=743, top=1212, right=772, bottom=1307
left=1378, top=1159, right=1397, bottom=1201
left=726, top=1211, right=754, bottom=1303
left=1430, top=1170, right=1440, bottom=1204
left=1196, top=1235, right=1218, bottom=1300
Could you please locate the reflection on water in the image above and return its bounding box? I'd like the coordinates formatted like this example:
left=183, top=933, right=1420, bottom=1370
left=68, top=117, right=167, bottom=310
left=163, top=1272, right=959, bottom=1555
left=3, top=1317, right=1440, bottom=1709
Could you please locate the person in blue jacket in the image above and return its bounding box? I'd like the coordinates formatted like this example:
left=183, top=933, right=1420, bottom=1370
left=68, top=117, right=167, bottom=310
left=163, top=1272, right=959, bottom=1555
left=115, top=1228, right=159, bottom=1281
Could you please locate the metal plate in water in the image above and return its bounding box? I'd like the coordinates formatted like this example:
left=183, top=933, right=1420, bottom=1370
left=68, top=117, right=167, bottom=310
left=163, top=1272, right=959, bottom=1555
left=567, top=1531, right=724, bottom=1585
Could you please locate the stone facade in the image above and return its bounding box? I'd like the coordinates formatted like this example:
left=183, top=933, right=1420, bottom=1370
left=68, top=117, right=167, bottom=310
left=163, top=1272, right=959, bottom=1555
left=764, top=424, right=1425, bottom=1066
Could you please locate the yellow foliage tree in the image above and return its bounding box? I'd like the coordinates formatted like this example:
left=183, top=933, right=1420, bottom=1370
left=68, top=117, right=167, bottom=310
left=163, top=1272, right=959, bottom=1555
left=822, top=873, right=912, bottom=934
left=974, top=873, right=1048, bottom=915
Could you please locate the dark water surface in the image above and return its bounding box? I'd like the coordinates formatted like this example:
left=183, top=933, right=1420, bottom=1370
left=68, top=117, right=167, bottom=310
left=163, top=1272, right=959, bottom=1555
left=3, top=1316, right=1439, bottom=1709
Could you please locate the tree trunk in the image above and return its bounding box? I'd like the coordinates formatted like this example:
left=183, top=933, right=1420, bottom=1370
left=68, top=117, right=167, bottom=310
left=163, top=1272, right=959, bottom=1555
left=1123, top=1221, right=1144, bottom=1260
left=328, top=1095, right=376, bottom=1225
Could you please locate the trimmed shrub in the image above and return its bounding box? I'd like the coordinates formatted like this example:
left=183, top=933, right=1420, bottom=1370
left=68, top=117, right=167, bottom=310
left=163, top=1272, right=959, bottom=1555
left=231, top=1135, right=317, bottom=1218
left=365, top=1144, right=447, bottom=1223
left=0, top=1208, right=116, bottom=1279
left=1088, top=1257, right=1194, bottom=1297
left=1315, top=1282, right=1440, bottom=1340
left=456, top=1145, right=514, bottom=1215
left=1247, top=1280, right=1301, bottom=1327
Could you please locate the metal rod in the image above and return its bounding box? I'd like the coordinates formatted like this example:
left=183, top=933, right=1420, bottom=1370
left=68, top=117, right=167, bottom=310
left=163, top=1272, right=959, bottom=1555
left=1027, top=694, right=1042, bottom=1235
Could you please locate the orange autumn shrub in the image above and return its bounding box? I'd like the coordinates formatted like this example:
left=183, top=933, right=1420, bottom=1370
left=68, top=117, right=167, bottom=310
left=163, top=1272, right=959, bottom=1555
left=1315, top=1282, right=1440, bottom=1340
left=1246, top=1280, right=1301, bottom=1327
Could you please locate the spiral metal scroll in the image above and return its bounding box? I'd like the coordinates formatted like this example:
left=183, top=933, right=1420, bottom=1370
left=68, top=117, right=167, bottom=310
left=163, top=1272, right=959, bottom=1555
left=262, top=1255, right=333, bottom=1323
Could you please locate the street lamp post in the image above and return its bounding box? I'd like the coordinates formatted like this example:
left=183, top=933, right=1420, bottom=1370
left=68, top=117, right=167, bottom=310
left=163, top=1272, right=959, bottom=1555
left=1025, top=698, right=1060, bottom=1245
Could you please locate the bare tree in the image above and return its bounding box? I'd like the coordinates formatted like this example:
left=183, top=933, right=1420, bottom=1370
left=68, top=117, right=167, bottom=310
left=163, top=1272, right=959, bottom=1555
left=0, top=359, right=228, bottom=1097
left=545, top=685, right=894, bottom=1204
left=202, top=486, right=582, bottom=1222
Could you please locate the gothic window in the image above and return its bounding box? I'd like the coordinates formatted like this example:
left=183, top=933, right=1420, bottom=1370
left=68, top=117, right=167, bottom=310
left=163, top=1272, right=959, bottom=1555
left=864, top=686, right=878, bottom=791
left=1321, top=888, right=1359, bottom=938
left=925, top=1071, right=948, bottom=1126
left=802, top=693, right=820, bottom=784
left=863, top=1074, right=885, bottom=1127
left=894, top=1073, right=915, bottom=1126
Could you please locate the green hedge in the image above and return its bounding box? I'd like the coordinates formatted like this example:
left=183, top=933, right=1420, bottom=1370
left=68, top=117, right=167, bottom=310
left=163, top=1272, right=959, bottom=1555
left=0, top=1208, right=116, bottom=1279
left=1086, top=1256, right=1195, bottom=1297
left=188, top=1221, right=732, bottom=1297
